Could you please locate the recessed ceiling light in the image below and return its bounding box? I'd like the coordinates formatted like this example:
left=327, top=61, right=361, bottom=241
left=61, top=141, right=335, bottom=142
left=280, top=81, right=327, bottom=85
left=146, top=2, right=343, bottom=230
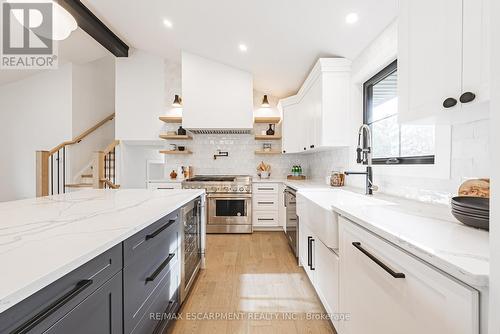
left=163, top=19, right=173, bottom=28
left=345, top=13, right=359, bottom=24
left=239, top=44, right=248, bottom=52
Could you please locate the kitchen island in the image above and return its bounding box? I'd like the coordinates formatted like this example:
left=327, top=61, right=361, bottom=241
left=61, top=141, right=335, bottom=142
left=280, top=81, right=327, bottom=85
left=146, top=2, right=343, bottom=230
left=0, top=188, right=205, bottom=333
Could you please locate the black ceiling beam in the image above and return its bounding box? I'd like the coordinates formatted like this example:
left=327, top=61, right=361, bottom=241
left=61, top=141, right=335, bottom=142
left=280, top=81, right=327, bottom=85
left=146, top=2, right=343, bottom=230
left=57, top=0, right=129, bottom=57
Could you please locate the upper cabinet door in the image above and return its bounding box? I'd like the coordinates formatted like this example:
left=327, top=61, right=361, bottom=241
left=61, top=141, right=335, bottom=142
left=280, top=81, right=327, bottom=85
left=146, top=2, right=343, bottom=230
left=282, top=102, right=301, bottom=154
left=462, top=0, right=490, bottom=105
left=398, top=0, right=463, bottom=123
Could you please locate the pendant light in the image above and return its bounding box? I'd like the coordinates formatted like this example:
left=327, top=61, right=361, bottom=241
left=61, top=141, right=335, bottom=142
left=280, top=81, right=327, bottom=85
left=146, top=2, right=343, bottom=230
left=172, top=95, right=182, bottom=107
left=261, top=95, right=270, bottom=108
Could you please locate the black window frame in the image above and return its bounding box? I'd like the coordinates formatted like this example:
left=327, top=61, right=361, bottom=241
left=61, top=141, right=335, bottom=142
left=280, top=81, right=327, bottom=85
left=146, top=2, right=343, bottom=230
left=363, top=59, right=435, bottom=165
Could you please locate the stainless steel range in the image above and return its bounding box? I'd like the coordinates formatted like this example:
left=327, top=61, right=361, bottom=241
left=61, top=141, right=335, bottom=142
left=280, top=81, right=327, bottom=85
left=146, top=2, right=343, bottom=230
left=182, top=175, right=252, bottom=233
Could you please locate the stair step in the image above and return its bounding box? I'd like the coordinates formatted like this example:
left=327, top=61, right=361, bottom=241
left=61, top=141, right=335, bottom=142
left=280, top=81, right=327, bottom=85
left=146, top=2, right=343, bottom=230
left=65, top=183, right=93, bottom=188
left=81, top=174, right=93, bottom=178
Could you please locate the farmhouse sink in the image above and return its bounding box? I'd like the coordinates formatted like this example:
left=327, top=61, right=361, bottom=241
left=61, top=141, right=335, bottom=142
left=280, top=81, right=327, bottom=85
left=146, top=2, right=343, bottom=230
left=296, top=189, right=393, bottom=249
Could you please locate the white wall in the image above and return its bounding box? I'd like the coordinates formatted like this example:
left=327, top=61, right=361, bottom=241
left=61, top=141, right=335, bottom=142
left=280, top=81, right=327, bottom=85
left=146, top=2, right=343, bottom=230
left=70, top=56, right=115, bottom=180
left=307, top=20, right=491, bottom=204
left=0, top=65, right=73, bottom=201
left=115, top=49, right=165, bottom=140
left=489, top=0, right=500, bottom=331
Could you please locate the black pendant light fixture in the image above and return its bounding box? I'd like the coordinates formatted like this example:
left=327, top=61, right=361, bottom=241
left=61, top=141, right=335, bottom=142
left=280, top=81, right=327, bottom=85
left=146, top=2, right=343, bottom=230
left=261, top=95, right=270, bottom=108
left=172, top=94, right=182, bottom=107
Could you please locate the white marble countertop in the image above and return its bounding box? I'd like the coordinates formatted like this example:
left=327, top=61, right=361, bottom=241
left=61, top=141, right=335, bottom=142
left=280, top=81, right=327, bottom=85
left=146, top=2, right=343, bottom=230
left=0, top=188, right=205, bottom=314
left=298, top=188, right=489, bottom=288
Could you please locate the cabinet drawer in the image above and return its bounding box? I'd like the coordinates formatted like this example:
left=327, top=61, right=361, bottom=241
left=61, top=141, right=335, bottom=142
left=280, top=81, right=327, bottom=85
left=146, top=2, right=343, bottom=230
left=253, top=183, right=279, bottom=194
left=253, top=211, right=279, bottom=226
left=45, top=272, right=123, bottom=334
left=123, top=225, right=179, bottom=333
left=0, top=244, right=122, bottom=333
left=123, top=210, right=180, bottom=265
left=129, top=270, right=180, bottom=334
left=253, top=195, right=279, bottom=211
left=339, top=217, right=479, bottom=334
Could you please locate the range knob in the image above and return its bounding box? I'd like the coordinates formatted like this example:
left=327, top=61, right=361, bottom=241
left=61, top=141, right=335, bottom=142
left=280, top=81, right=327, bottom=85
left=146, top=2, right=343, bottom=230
left=231, top=186, right=237, bottom=192
left=210, top=186, right=218, bottom=192
left=239, top=187, right=244, bottom=192
left=223, top=186, right=229, bottom=192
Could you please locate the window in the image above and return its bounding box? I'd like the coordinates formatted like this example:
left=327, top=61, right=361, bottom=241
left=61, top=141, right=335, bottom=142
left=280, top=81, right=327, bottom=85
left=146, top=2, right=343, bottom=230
left=363, top=60, right=435, bottom=165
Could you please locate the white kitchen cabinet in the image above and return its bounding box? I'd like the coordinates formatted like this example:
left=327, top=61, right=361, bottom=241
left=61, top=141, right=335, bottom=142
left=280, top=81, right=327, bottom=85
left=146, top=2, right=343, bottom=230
left=280, top=58, right=351, bottom=154
left=339, top=217, right=479, bottom=334
left=252, top=183, right=282, bottom=230
left=398, top=0, right=490, bottom=123
left=298, top=219, right=340, bottom=317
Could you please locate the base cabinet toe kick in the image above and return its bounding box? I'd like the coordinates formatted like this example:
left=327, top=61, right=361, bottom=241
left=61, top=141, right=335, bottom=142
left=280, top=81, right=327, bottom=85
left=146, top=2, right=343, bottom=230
left=0, top=196, right=204, bottom=334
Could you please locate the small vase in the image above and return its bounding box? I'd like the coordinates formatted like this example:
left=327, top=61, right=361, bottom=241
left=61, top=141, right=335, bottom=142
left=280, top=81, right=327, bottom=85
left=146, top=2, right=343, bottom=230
left=170, top=170, right=178, bottom=179
left=266, top=124, right=275, bottom=136
left=177, top=126, right=186, bottom=136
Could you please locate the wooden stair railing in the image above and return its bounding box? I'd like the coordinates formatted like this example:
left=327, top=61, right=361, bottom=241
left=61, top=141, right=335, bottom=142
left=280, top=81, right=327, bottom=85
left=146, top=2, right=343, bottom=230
left=36, top=113, right=115, bottom=197
left=93, top=140, right=120, bottom=189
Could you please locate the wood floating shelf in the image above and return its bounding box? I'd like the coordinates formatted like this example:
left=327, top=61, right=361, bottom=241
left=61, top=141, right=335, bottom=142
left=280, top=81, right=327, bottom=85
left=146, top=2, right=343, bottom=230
left=159, top=150, right=193, bottom=155
left=255, top=135, right=282, bottom=140
left=254, top=117, right=281, bottom=124
left=159, top=134, right=192, bottom=140
left=254, top=150, right=282, bottom=155
left=159, top=116, right=182, bottom=123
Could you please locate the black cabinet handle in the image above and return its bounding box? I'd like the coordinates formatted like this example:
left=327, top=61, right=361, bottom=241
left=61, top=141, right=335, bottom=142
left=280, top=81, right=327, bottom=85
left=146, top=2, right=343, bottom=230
left=257, top=201, right=275, bottom=205
left=352, top=242, right=405, bottom=278
left=303, top=147, right=307, bottom=150
left=282, top=150, right=286, bottom=153
left=12, top=279, right=93, bottom=334
left=460, top=92, right=476, bottom=103
left=145, top=219, right=176, bottom=240
left=443, top=97, right=457, bottom=108
left=146, top=253, right=175, bottom=283
left=307, top=236, right=312, bottom=269
left=310, top=145, right=315, bottom=149
left=310, top=238, right=315, bottom=270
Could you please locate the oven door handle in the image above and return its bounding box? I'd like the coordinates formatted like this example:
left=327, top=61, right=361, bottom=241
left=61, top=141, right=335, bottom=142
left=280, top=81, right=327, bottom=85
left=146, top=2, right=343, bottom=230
left=207, top=194, right=252, bottom=199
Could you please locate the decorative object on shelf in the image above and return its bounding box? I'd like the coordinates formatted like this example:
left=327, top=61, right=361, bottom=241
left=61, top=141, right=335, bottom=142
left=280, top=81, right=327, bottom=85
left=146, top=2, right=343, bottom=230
left=261, top=95, right=270, bottom=108
left=177, top=146, right=186, bottom=151
left=263, top=143, right=272, bottom=152
left=458, top=178, right=489, bottom=198
left=172, top=94, right=182, bottom=107
left=266, top=124, right=275, bottom=135
left=291, top=165, right=303, bottom=177
left=451, top=196, right=489, bottom=230
left=330, top=171, right=345, bottom=187
left=170, top=170, right=178, bottom=179
left=170, top=144, right=178, bottom=151
left=177, top=125, right=187, bottom=135
left=257, top=161, right=271, bottom=179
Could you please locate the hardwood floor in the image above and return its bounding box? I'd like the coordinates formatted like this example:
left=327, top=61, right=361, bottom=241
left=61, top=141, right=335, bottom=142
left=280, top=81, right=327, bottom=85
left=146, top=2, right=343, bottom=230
left=167, top=232, right=336, bottom=334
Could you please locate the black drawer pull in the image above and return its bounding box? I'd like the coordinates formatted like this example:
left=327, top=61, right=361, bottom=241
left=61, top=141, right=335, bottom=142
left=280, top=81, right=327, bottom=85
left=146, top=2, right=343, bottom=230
left=257, top=201, right=275, bottom=205
left=12, top=279, right=93, bottom=334
left=145, top=219, right=176, bottom=240
left=459, top=92, right=476, bottom=103
left=352, top=242, right=405, bottom=278
left=257, top=187, right=275, bottom=191
left=303, top=147, right=307, bottom=150
left=310, top=238, right=315, bottom=270
left=310, top=145, right=315, bottom=149
left=257, top=218, right=275, bottom=221
left=146, top=253, right=175, bottom=283
left=443, top=97, right=457, bottom=108
left=307, top=236, right=312, bottom=269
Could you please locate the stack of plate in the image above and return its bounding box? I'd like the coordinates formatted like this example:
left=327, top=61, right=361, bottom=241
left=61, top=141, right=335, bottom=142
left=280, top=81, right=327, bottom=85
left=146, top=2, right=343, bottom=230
left=451, top=196, right=489, bottom=230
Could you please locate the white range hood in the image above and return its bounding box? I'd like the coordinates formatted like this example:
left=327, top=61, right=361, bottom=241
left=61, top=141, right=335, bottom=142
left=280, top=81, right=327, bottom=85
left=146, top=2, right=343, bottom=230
left=181, top=52, right=254, bottom=134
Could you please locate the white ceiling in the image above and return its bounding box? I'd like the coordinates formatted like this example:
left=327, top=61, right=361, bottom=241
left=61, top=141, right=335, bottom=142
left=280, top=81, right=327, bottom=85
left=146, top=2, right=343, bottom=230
left=83, top=0, right=398, bottom=98
left=0, top=28, right=109, bottom=86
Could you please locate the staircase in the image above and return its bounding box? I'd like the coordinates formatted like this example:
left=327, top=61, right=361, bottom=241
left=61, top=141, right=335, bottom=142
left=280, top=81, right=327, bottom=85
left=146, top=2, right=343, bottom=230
left=35, top=114, right=120, bottom=197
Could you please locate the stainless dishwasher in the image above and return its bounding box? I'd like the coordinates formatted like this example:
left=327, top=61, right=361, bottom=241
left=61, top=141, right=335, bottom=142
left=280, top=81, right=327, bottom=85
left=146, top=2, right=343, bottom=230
left=180, top=197, right=202, bottom=303
left=284, top=187, right=298, bottom=257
